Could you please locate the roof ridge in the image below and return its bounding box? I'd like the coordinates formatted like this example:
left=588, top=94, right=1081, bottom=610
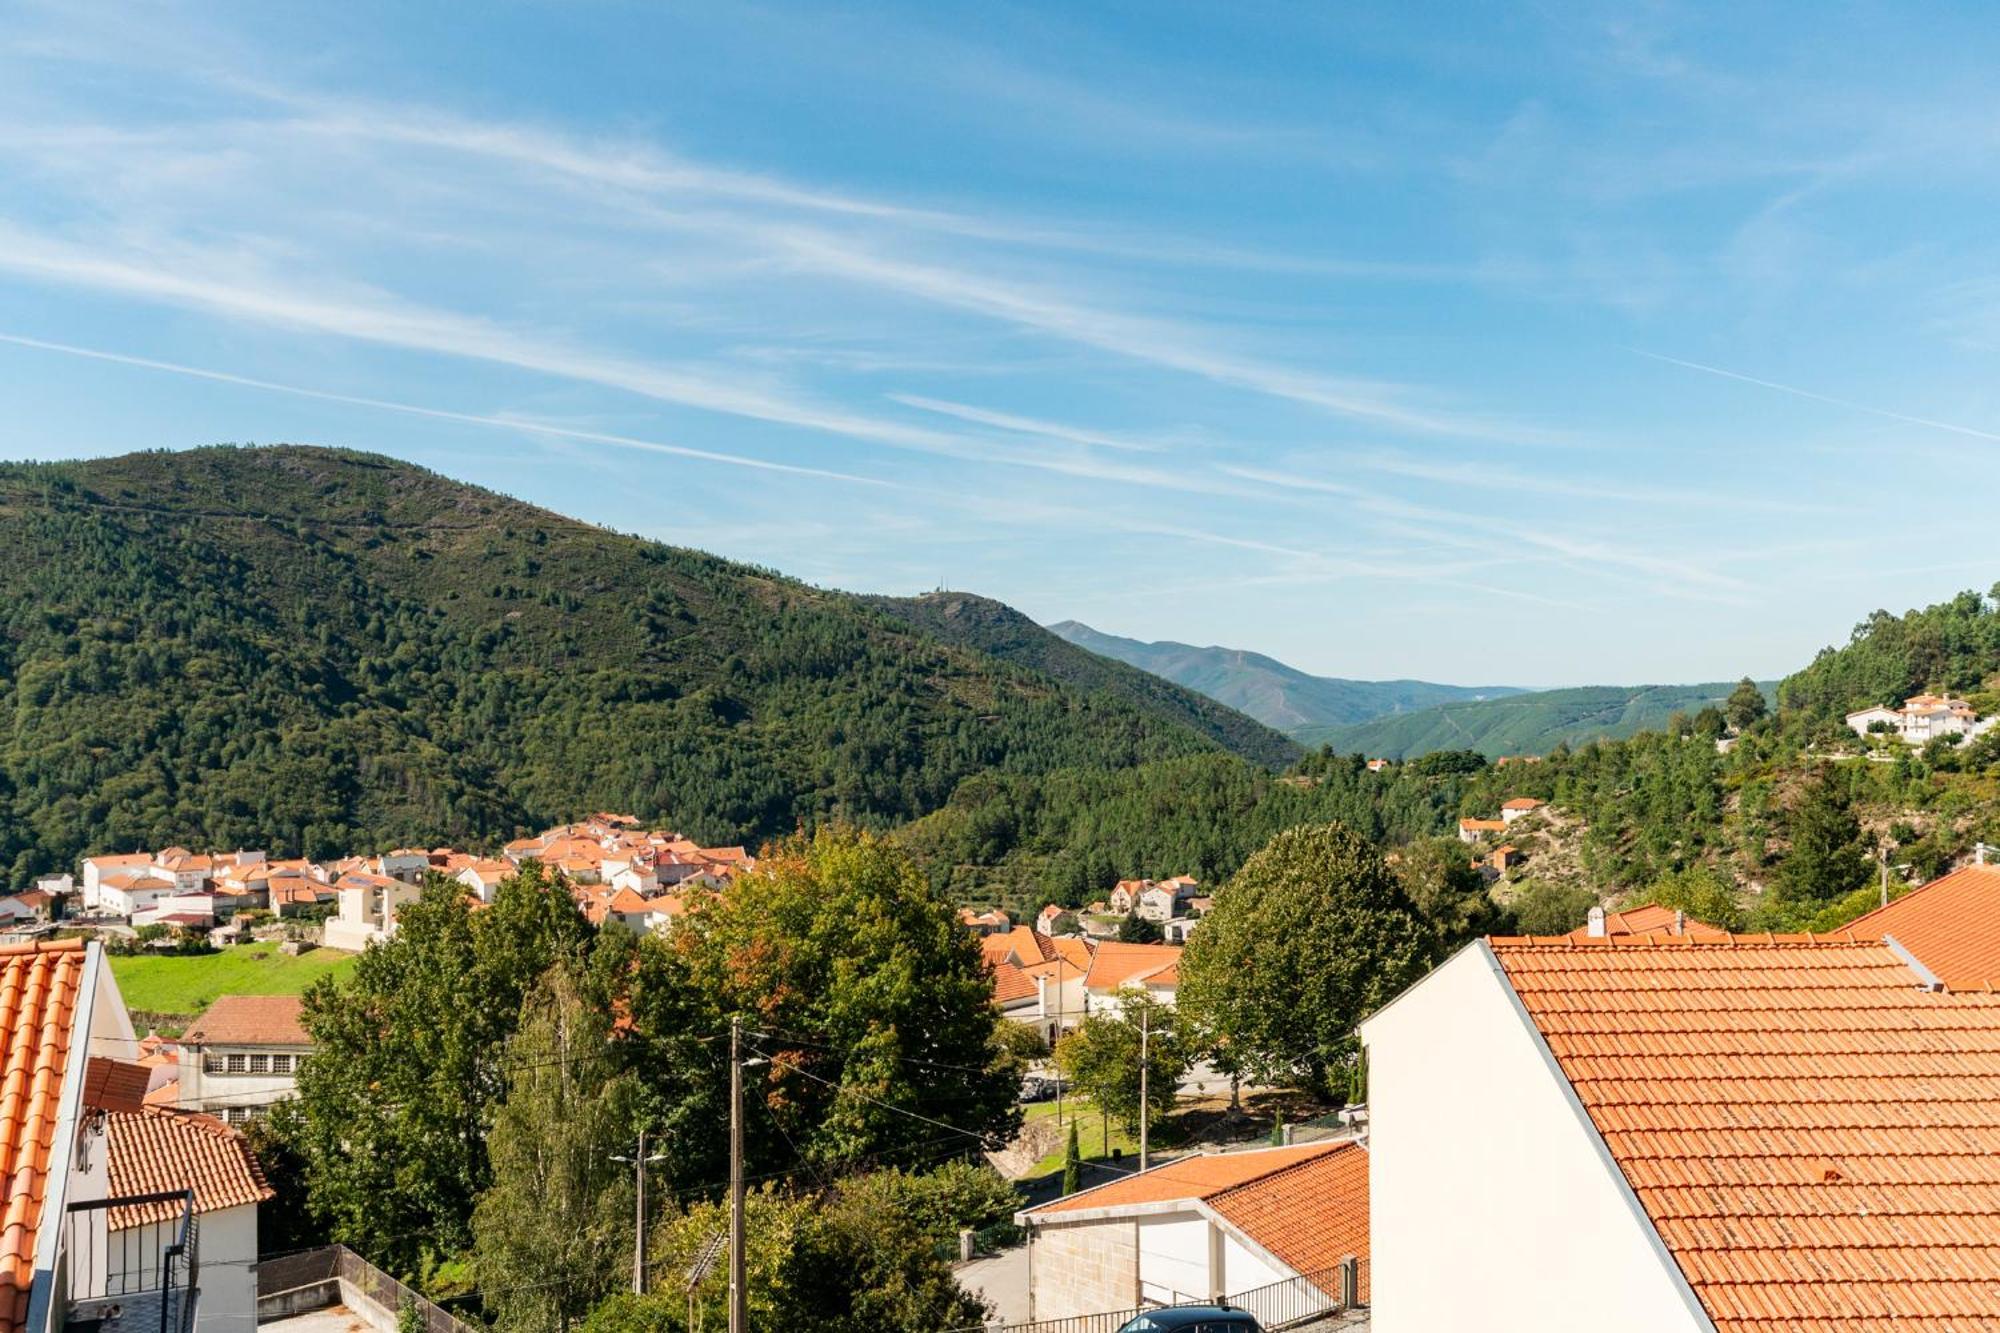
left=0, top=937, right=87, bottom=957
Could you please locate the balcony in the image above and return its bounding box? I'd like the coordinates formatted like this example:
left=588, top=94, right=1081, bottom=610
left=64, top=1189, right=200, bottom=1333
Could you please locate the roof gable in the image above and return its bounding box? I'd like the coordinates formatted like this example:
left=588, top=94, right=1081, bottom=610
left=1492, top=934, right=2000, bottom=1332
left=1844, top=863, right=2000, bottom=989
left=105, top=1108, right=274, bottom=1227
left=0, top=940, right=89, bottom=1333
left=1027, top=1142, right=1342, bottom=1219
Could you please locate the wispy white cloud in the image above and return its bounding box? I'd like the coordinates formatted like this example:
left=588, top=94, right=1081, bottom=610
left=1637, top=349, right=2000, bottom=443
left=1349, top=450, right=1836, bottom=513
left=0, top=331, right=899, bottom=487
left=891, top=394, right=1163, bottom=452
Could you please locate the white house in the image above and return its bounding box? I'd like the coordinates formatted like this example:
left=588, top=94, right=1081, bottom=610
left=104, top=1108, right=273, bottom=1333
left=1017, top=1142, right=1368, bottom=1320
left=1079, top=941, right=1182, bottom=1021
left=454, top=857, right=512, bottom=903
left=322, top=874, right=421, bottom=952
left=1499, top=797, right=1546, bottom=824
left=177, top=994, right=313, bottom=1126
left=1847, top=693, right=1999, bottom=745
left=1361, top=931, right=2000, bottom=1333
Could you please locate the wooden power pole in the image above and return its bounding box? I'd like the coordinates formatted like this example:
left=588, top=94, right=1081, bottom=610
left=729, top=1017, right=747, bottom=1333
left=1139, top=1005, right=1150, bottom=1173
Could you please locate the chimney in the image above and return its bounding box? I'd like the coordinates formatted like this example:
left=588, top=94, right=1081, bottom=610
left=1674, top=909, right=1686, bottom=935
left=1586, top=905, right=1607, bottom=938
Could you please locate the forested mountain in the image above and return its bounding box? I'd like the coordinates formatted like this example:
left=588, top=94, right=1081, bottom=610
left=918, top=590, right=2000, bottom=934
left=868, top=594, right=1299, bottom=768
left=1045, top=620, right=1519, bottom=732
left=0, top=445, right=1278, bottom=883
left=1299, top=681, right=1775, bottom=759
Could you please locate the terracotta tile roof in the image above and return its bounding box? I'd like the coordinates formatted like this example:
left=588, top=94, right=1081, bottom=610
left=1028, top=1142, right=1343, bottom=1218
left=1492, top=934, right=2000, bottom=1333
left=1049, top=937, right=1094, bottom=970
left=1458, top=818, right=1507, bottom=832
left=182, top=995, right=310, bottom=1047
left=0, top=940, right=89, bottom=1333
left=1207, top=1142, right=1369, bottom=1300
left=105, top=1107, right=273, bottom=1228
left=1502, top=797, right=1546, bottom=810
left=1843, top=863, right=2000, bottom=990
left=981, top=927, right=1053, bottom=970
left=1561, top=903, right=1732, bottom=942
left=1082, top=941, right=1182, bottom=992
left=990, top=961, right=1038, bottom=1006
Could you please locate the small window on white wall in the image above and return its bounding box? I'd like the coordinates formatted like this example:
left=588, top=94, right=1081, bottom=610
left=249, top=1054, right=270, bottom=1073
left=225, top=1053, right=246, bottom=1073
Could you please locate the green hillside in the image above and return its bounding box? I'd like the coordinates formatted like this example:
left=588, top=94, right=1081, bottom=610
left=1296, top=681, right=1775, bottom=759
left=1046, top=619, right=1520, bottom=731
left=0, top=445, right=1269, bottom=884
left=869, top=595, right=1299, bottom=768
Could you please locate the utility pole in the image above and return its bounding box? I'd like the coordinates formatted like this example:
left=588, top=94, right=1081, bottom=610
left=729, top=1017, right=747, bottom=1333
left=612, top=1133, right=666, bottom=1295
left=1138, top=1005, right=1150, bottom=1174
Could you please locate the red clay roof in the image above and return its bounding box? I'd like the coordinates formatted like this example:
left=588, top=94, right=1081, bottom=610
left=181, top=995, right=309, bottom=1047
left=0, top=940, right=89, bottom=1333
left=105, top=1107, right=274, bottom=1228
left=1561, top=903, right=1731, bottom=942
left=1082, top=941, right=1182, bottom=992
left=1843, top=863, right=2000, bottom=989
left=1492, top=935, right=2000, bottom=1333
left=1502, top=797, right=1546, bottom=810
left=1207, top=1142, right=1369, bottom=1301
left=1028, top=1142, right=1343, bottom=1219
left=990, top=960, right=1039, bottom=1006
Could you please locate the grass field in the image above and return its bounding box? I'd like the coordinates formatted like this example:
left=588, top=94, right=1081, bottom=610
left=109, top=943, right=359, bottom=1020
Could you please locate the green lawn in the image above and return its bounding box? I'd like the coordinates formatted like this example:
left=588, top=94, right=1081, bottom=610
left=1021, top=1096, right=1148, bottom=1182
left=109, top=943, right=360, bottom=1020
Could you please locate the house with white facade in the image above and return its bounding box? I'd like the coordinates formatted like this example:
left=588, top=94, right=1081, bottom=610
left=321, top=873, right=421, bottom=952
left=1499, top=797, right=1546, bottom=824
left=176, top=994, right=313, bottom=1125
left=1847, top=693, right=1999, bottom=745
left=104, top=1108, right=273, bottom=1333
left=1108, top=876, right=1200, bottom=922
left=1361, top=931, right=2000, bottom=1333
left=1018, top=1142, right=1368, bottom=1321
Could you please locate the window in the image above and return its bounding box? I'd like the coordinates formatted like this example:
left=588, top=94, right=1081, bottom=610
left=224, top=1107, right=247, bottom=1125
left=204, top=1056, right=224, bottom=1075
left=225, top=1053, right=246, bottom=1073
left=272, top=1054, right=293, bottom=1074
left=249, top=1054, right=270, bottom=1074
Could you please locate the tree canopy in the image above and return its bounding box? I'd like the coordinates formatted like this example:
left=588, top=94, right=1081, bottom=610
left=1178, top=823, right=1434, bottom=1097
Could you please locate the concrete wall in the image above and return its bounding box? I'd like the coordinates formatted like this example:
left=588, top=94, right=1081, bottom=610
left=1218, top=1231, right=1286, bottom=1297
left=1137, top=1213, right=1209, bottom=1305
left=1028, top=1218, right=1136, bottom=1320
left=1361, top=943, right=1713, bottom=1333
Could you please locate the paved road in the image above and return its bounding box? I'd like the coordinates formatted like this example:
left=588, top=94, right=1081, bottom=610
left=958, top=1243, right=1030, bottom=1325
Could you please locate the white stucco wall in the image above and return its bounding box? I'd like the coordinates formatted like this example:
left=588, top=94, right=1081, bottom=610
left=1137, top=1213, right=1210, bottom=1305
left=1218, top=1232, right=1286, bottom=1297
left=1360, top=942, right=1714, bottom=1333
left=193, top=1203, right=257, bottom=1333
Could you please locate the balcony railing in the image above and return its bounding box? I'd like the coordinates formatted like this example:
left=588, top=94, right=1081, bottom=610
left=64, top=1189, right=200, bottom=1333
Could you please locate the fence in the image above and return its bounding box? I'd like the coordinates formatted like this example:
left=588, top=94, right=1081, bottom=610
left=974, top=1255, right=1363, bottom=1333
left=255, top=1245, right=481, bottom=1333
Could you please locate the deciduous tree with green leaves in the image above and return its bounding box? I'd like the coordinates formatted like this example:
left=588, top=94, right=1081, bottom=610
left=676, top=828, right=1020, bottom=1170
left=472, top=967, right=638, bottom=1333
left=1178, top=823, right=1433, bottom=1097
left=1053, top=992, right=1187, bottom=1135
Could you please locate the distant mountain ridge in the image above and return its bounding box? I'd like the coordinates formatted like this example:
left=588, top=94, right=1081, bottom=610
left=1298, top=681, right=1778, bottom=759
left=865, top=595, right=1300, bottom=768
left=1046, top=620, right=1521, bottom=733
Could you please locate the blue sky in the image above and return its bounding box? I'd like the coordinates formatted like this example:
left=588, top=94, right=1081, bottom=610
left=3, top=2, right=1997, bottom=686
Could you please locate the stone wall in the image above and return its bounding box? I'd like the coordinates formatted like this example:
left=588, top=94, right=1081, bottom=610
left=1030, top=1219, right=1137, bottom=1321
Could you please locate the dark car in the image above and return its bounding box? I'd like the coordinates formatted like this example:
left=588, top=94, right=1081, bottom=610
left=1113, top=1306, right=1264, bottom=1333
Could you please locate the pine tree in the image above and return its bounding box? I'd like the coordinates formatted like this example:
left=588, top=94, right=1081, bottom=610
left=1061, top=1120, right=1081, bottom=1196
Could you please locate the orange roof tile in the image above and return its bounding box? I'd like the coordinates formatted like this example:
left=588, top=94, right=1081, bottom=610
left=990, top=961, right=1039, bottom=1006
left=1028, top=1142, right=1342, bottom=1218
left=981, top=927, right=1053, bottom=970
left=1843, top=863, right=2000, bottom=989
left=0, top=940, right=88, bottom=1333
left=182, top=995, right=309, bottom=1047
left=1492, top=935, right=2000, bottom=1333
left=104, top=1107, right=273, bottom=1228
left=1561, top=903, right=1731, bottom=942
left=1082, top=941, right=1182, bottom=992
left=1049, top=937, right=1094, bottom=970
left=1207, top=1142, right=1369, bottom=1301
left=1502, top=797, right=1546, bottom=810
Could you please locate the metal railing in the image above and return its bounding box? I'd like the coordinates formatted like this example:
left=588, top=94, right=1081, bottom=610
left=255, top=1244, right=482, bottom=1333
left=65, top=1189, right=200, bottom=1333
